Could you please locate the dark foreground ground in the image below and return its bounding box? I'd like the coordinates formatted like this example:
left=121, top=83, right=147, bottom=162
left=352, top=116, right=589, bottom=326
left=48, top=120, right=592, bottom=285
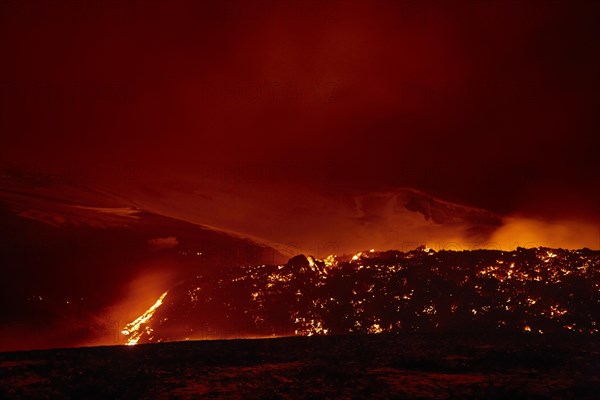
left=1, top=333, right=598, bottom=399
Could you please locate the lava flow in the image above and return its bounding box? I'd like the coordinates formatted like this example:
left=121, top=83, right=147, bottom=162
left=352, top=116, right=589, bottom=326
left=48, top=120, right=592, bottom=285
left=121, top=291, right=169, bottom=346
left=117, top=246, right=599, bottom=346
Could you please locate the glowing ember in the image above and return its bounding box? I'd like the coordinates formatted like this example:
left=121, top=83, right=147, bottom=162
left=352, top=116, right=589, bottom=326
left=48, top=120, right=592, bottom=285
left=121, top=291, right=168, bottom=346
left=323, top=254, right=337, bottom=267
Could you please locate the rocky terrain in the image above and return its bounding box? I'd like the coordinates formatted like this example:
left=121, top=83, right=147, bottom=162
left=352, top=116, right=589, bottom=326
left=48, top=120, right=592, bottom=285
left=1, top=333, right=598, bottom=399
left=126, top=247, right=599, bottom=345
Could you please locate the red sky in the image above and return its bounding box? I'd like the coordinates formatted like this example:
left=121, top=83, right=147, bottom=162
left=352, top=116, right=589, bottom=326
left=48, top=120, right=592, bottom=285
left=1, top=0, right=599, bottom=238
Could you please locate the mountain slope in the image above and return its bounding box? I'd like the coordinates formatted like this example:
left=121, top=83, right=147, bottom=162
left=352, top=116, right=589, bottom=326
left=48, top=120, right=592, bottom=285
left=0, top=171, right=284, bottom=351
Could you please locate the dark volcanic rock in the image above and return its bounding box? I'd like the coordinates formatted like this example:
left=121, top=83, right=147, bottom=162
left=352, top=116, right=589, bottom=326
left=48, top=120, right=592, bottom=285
left=128, top=247, right=600, bottom=344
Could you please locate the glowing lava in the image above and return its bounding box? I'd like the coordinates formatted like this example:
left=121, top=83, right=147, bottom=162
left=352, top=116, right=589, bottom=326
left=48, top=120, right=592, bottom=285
left=121, top=291, right=168, bottom=346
